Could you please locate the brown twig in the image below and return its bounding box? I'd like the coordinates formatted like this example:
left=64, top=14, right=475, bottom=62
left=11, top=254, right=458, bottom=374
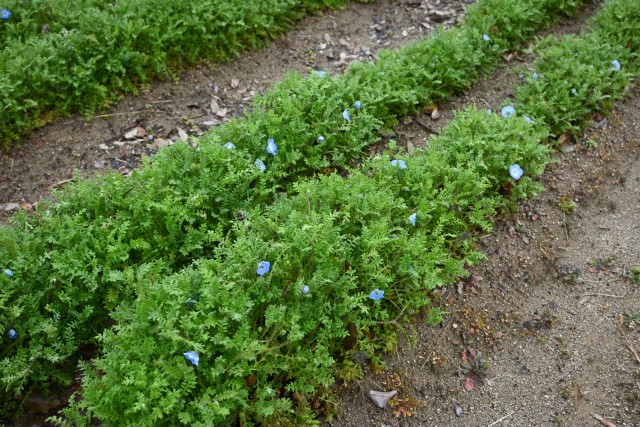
left=420, top=315, right=454, bottom=369
left=617, top=316, right=640, bottom=364
left=48, top=178, right=74, bottom=190
left=592, top=413, right=617, bottom=427
left=487, top=410, right=516, bottom=426
left=582, top=292, right=625, bottom=298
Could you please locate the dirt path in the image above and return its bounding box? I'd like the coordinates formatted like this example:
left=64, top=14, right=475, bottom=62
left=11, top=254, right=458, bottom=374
left=2, top=1, right=639, bottom=426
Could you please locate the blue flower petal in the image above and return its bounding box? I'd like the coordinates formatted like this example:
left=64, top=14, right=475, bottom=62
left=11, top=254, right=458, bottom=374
left=611, top=60, right=621, bottom=71
left=343, top=110, right=351, bottom=123
left=483, top=34, right=490, bottom=41
left=4, top=269, right=13, bottom=277
left=257, top=261, right=271, bottom=276
left=391, top=159, right=407, bottom=169
left=317, top=136, right=325, bottom=142
left=224, top=142, right=236, bottom=149
left=533, top=72, right=539, bottom=80
left=8, top=329, right=17, bottom=339
left=267, top=138, right=277, bottom=156
left=302, top=285, right=310, bottom=296
left=509, top=164, right=524, bottom=180
left=369, top=289, right=384, bottom=301
left=501, top=106, right=516, bottom=118
left=316, top=70, right=326, bottom=77
left=255, top=159, right=266, bottom=171
left=184, top=351, right=199, bottom=366
left=355, top=101, right=361, bottom=110
left=410, top=213, right=417, bottom=226
left=524, top=116, right=535, bottom=124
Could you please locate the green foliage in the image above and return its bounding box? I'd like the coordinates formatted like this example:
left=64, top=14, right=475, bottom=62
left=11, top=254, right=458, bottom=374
left=0, top=0, right=372, bottom=147
left=513, top=0, right=640, bottom=138
left=1, top=0, right=635, bottom=423
left=57, top=107, right=550, bottom=425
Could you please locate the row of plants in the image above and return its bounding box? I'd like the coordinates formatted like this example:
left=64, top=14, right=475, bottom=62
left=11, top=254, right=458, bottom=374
left=50, top=0, right=640, bottom=422
left=2, top=0, right=636, bottom=423
left=0, top=0, right=376, bottom=147
left=0, top=0, right=591, bottom=414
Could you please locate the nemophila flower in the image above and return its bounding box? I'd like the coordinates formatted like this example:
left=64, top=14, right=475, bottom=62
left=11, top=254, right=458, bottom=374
left=355, top=101, right=361, bottom=110
left=611, top=60, right=620, bottom=71
left=0, top=9, right=11, bottom=19
left=302, top=285, right=309, bottom=296
left=524, top=116, right=535, bottom=124
left=509, top=164, right=524, bottom=180
left=483, top=34, right=490, bottom=41
left=571, top=88, right=577, bottom=95
left=369, top=289, right=384, bottom=301
left=4, top=269, right=13, bottom=277
left=316, top=70, right=326, bottom=77
left=533, top=72, right=539, bottom=80
left=391, top=159, right=407, bottom=169
left=184, top=351, right=199, bottom=366
left=8, top=329, right=17, bottom=339
left=267, top=138, right=277, bottom=156
left=255, top=159, right=266, bottom=171
left=501, top=106, right=516, bottom=118
left=224, top=142, right=235, bottom=149
left=317, top=136, right=325, bottom=142
left=404, top=187, right=410, bottom=192
left=343, top=109, right=351, bottom=123
left=487, top=108, right=492, bottom=114
left=257, top=261, right=271, bottom=276
left=410, top=213, right=417, bottom=226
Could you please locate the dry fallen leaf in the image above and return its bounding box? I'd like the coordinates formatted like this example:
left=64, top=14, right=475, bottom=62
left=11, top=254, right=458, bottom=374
left=216, top=108, right=228, bottom=118
left=406, top=141, right=415, bottom=156
left=177, top=127, right=188, bottom=141
left=231, top=79, right=239, bottom=89
left=431, top=107, right=441, bottom=120
left=424, top=104, right=437, bottom=114
left=464, top=377, right=474, bottom=392
left=210, top=99, right=220, bottom=114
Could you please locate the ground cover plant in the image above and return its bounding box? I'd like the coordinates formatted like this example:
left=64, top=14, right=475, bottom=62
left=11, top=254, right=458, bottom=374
left=0, top=0, right=376, bottom=147
left=1, top=0, right=639, bottom=424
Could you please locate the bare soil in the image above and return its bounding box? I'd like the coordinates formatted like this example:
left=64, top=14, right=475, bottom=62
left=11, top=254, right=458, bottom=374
left=2, top=1, right=638, bottom=426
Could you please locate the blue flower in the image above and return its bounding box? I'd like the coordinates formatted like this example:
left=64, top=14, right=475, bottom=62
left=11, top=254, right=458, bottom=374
left=410, top=213, right=417, bottom=226
left=533, top=72, right=539, bottom=80
left=267, top=138, right=277, bottom=156
left=501, top=106, right=516, bottom=118
left=302, top=285, right=309, bottom=296
left=404, top=187, right=410, bottom=192
left=317, top=136, right=325, bottom=142
left=391, top=159, right=407, bottom=169
left=316, top=70, right=326, bottom=77
left=369, top=289, right=384, bottom=300
left=355, top=101, right=361, bottom=110
left=255, top=159, right=266, bottom=171
left=343, top=110, right=351, bottom=122
left=184, top=351, right=199, bottom=366
left=509, top=164, right=523, bottom=180
left=524, top=116, right=535, bottom=124
left=8, top=329, right=17, bottom=339
left=4, top=269, right=13, bottom=277
left=483, top=34, right=490, bottom=41
left=257, top=261, right=271, bottom=276
left=186, top=292, right=200, bottom=307
left=487, top=108, right=492, bottom=114
left=611, top=60, right=620, bottom=71
left=0, top=9, right=11, bottom=19
left=224, top=142, right=236, bottom=149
